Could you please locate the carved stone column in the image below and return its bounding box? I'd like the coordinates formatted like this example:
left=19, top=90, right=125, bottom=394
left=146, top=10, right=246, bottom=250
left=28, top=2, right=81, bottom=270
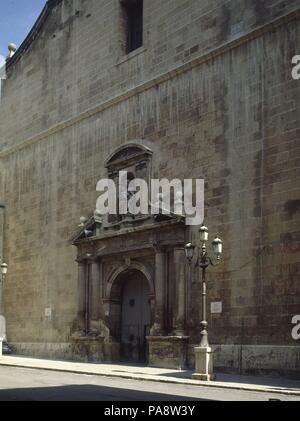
left=150, top=247, right=166, bottom=335
left=89, top=259, right=100, bottom=331
left=72, top=258, right=105, bottom=363
left=173, top=248, right=186, bottom=336
left=148, top=246, right=189, bottom=369
left=77, top=262, right=86, bottom=333
left=98, top=260, right=105, bottom=321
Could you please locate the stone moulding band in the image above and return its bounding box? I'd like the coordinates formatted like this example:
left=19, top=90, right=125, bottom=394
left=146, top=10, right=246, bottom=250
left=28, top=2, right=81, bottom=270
left=0, top=8, right=299, bottom=159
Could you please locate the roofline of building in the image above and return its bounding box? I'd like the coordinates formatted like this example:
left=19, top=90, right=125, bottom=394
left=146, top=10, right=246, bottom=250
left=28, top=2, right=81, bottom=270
left=6, top=0, right=63, bottom=71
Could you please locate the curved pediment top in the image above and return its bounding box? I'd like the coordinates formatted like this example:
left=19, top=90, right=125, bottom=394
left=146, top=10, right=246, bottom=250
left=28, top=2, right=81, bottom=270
left=105, top=142, right=153, bottom=169
left=6, top=0, right=63, bottom=71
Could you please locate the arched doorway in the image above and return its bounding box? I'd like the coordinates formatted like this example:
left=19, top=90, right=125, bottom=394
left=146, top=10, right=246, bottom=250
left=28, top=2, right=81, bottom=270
left=120, top=270, right=151, bottom=363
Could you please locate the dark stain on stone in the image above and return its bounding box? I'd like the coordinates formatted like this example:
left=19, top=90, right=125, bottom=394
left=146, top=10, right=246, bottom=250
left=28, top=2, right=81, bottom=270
left=284, top=199, right=300, bottom=217
left=253, top=150, right=263, bottom=217
left=250, top=0, right=268, bottom=26
left=217, top=4, right=231, bottom=43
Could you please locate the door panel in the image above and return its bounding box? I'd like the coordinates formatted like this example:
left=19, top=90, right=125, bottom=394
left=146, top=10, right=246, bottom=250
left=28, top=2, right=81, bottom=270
left=121, top=274, right=150, bottom=362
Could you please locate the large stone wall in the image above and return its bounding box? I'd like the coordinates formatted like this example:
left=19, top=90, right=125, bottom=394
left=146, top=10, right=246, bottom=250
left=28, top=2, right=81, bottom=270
left=1, top=0, right=299, bottom=150
left=0, top=0, right=299, bottom=373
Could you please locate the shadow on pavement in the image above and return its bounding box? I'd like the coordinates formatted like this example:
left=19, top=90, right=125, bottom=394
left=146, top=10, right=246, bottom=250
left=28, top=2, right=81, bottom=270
left=157, top=371, right=192, bottom=379
left=0, top=384, right=211, bottom=401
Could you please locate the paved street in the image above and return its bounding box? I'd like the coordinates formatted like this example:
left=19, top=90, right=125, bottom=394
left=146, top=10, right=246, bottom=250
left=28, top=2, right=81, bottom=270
left=0, top=366, right=298, bottom=401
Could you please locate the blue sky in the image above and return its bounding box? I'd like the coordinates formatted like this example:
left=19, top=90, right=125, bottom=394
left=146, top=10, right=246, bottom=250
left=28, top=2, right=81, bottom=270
left=0, top=0, right=47, bottom=66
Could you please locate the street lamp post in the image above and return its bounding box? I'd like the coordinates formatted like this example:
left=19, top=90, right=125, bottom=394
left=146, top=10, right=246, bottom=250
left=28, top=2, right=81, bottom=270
left=0, top=262, right=8, bottom=279
left=0, top=261, right=8, bottom=356
left=0, top=261, right=8, bottom=311
left=185, top=226, right=223, bottom=381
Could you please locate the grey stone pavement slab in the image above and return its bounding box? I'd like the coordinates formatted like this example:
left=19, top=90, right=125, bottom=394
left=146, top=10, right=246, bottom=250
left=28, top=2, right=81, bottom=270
left=0, top=366, right=299, bottom=401
left=0, top=356, right=299, bottom=397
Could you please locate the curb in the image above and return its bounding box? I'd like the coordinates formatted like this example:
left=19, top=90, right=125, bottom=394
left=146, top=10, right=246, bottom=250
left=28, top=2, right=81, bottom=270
left=0, top=359, right=299, bottom=397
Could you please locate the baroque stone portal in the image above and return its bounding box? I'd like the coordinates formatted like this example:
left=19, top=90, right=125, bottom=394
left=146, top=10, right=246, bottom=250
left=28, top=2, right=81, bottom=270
left=70, top=144, right=190, bottom=369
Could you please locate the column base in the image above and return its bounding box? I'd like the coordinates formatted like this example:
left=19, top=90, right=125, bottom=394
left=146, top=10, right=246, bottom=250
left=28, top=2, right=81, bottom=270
left=193, top=346, right=215, bottom=381
left=147, top=336, right=189, bottom=369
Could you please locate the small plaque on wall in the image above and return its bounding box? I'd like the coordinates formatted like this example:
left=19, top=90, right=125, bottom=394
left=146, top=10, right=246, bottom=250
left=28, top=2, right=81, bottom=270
left=45, top=308, right=52, bottom=318
left=211, top=302, right=222, bottom=314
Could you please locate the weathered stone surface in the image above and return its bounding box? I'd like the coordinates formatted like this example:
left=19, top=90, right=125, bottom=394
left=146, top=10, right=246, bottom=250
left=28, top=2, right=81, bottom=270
left=9, top=342, right=73, bottom=360
left=147, top=336, right=189, bottom=370
left=71, top=335, right=105, bottom=363
left=0, top=0, right=299, bottom=375
left=212, top=345, right=300, bottom=379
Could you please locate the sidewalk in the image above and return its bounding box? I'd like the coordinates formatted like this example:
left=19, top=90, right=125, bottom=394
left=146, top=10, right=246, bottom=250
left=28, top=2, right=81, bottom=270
left=0, top=355, right=300, bottom=396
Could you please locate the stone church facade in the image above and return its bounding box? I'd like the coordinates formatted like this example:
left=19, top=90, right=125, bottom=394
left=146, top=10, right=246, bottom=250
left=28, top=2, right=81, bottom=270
left=0, top=0, right=300, bottom=376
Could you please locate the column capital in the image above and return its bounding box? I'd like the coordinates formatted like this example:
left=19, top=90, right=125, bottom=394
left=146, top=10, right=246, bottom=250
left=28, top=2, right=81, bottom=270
left=76, top=253, right=98, bottom=264
left=153, top=242, right=166, bottom=254
left=174, top=246, right=185, bottom=251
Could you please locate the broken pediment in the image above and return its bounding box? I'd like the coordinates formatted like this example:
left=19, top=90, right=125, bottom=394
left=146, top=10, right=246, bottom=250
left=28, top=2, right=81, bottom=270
left=70, top=213, right=104, bottom=244
left=71, top=210, right=185, bottom=246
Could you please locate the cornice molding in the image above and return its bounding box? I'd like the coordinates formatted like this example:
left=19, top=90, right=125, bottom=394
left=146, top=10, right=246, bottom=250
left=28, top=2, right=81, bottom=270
left=0, top=7, right=299, bottom=159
